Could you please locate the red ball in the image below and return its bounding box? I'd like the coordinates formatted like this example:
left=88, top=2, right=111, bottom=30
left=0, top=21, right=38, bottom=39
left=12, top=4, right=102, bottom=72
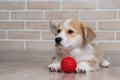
left=61, top=57, right=77, bottom=73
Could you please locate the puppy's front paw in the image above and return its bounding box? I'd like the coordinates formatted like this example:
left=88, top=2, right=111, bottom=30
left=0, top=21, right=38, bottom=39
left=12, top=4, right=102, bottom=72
left=76, top=62, right=91, bottom=73
left=48, top=63, right=61, bottom=72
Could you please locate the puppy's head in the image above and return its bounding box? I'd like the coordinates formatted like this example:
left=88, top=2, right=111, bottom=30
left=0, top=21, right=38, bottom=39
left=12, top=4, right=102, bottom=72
left=50, top=18, right=96, bottom=49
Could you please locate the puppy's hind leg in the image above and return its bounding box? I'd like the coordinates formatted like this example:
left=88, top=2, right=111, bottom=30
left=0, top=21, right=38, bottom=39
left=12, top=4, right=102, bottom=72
left=99, top=58, right=110, bottom=68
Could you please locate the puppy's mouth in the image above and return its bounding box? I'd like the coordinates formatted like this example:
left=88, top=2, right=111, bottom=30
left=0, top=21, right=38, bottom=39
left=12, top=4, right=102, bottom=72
left=56, top=44, right=73, bottom=49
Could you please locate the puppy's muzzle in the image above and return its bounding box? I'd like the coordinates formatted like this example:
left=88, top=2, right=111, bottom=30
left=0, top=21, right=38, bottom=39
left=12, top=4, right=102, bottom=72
left=55, top=37, right=62, bottom=45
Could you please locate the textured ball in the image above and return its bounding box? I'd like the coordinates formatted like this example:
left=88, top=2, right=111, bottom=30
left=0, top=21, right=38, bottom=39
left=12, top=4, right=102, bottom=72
left=61, top=57, right=77, bottom=73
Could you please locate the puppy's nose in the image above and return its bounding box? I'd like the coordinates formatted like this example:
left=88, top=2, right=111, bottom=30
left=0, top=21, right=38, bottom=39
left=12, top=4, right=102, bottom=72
left=55, top=37, right=62, bottom=44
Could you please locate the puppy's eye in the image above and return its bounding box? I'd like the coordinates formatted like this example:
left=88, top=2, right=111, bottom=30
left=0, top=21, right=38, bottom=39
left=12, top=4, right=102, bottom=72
left=68, top=30, right=74, bottom=34
left=57, top=29, right=61, bottom=33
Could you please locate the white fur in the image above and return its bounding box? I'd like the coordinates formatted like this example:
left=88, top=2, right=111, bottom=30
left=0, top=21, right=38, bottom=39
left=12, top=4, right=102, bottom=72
left=100, top=59, right=110, bottom=67
left=76, top=62, right=92, bottom=73
left=70, top=44, right=95, bottom=62
left=57, top=30, right=68, bottom=48
left=48, top=63, right=60, bottom=71
left=63, top=19, right=72, bottom=27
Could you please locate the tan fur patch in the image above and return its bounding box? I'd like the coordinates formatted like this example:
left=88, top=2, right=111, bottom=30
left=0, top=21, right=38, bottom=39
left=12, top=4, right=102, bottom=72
left=69, top=19, right=87, bottom=47
left=79, top=60, right=97, bottom=68
left=81, top=23, right=96, bottom=43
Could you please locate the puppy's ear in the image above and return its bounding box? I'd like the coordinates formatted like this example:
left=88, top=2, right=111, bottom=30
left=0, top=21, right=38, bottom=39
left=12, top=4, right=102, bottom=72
left=81, top=23, right=96, bottom=43
left=49, top=20, right=61, bottom=35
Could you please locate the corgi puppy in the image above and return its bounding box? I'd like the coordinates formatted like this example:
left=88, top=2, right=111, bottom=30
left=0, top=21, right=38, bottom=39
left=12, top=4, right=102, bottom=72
left=48, top=18, right=110, bottom=73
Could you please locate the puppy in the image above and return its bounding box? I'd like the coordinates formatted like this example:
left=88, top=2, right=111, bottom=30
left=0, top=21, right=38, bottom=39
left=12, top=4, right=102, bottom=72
left=48, top=18, right=110, bottom=73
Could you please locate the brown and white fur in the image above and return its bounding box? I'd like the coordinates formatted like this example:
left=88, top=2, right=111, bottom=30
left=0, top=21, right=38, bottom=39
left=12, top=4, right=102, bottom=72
left=48, top=18, right=110, bottom=73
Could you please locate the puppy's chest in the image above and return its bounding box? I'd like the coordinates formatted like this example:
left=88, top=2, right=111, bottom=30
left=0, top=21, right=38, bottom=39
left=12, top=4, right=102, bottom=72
left=70, top=48, right=84, bottom=61
left=57, top=49, right=70, bottom=58
left=58, top=48, right=84, bottom=61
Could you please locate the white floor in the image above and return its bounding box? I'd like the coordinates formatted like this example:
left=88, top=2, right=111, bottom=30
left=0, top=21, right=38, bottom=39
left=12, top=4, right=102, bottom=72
left=0, top=62, right=120, bottom=80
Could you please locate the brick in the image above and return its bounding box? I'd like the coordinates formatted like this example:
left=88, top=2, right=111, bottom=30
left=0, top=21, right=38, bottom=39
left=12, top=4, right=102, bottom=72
left=26, top=21, right=50, bottom=30
left=45, top=11, right=79, bottom=20
left=99, top=21, right=120, bottom=30
left=0, top=41, right=24, bottom=50
left=99, top=42, right=120, bottom=51
left=0, top=12, right=9, bottom=20
left=81, top=21, right=96, bottom=30
left=116, top=32, right=120, bottom=40
left=0, top=21, right=24, bottom=30
left=119, top=11, right=120, bottom=19
left=27, top=1, right=60, bottom=10
left=42, top=31, right=54, bottom=40
left=0, top=31, right=6, bottom=39
left=96, top=32, right=115, bottom=40
left=11, top=11, right=43, bottom=20
left=80, top=11, right=117, bottom=20
left=8, top=31, right=40, bottom=40
left=99, top=0, right=120, bottom=9
left=26, top=41, right=55, bottom=51
left=62, top=0, right=96, bottom=10
left=26, top=0, right=59, bottom=2
left=0, top=2, right=25, bottom=10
